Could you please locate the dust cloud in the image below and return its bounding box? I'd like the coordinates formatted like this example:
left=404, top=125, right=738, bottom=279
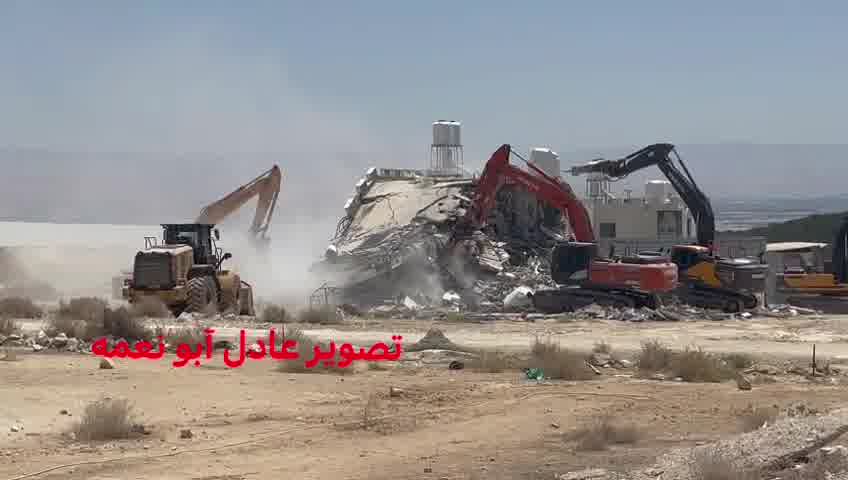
left=0, top=19, right=416, bottom=306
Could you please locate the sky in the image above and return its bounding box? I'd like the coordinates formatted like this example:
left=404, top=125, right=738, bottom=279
left=2, top=1, right=847, bottom=168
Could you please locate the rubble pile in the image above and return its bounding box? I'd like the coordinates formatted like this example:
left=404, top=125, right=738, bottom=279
left=0, top=331, right=89, bottom=353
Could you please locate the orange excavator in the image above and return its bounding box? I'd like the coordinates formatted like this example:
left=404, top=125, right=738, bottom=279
left=453, top=144, right=678, bottom=313
left=195, top=165, right=282, bottom=250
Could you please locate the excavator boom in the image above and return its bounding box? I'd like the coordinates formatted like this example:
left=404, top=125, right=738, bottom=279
left=195, top=165, right=282, bottom=243
left=459, top=144, right=677, bottom=313
left=571, top=143, right=715, bottom=248
left=463, top=144, right=595, bottom=242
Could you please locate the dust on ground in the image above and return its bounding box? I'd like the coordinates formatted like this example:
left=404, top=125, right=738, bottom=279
left=3, top=309, right=848, bottom=480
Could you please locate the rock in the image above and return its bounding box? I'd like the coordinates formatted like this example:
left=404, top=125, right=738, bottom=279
left=99, top=358, right=115, bottom=369
left=442, top=291, right=462, bottom=305
left=389, top=386, right=404, bottom=398
left=504, top=286, right=534, bottom=308
left=650, top=373, right=666, bottom=381
left=59, top=409, right=69, bottom=415
left=745, top=363, right=781, bottom=376
left=36, top=330, right=50, bottom=347
left=588, top=352, right=613, bottom=367
left=556, top=468, right=609, bottom=480
left=10, top=425, right=22, bottom=433
left=66, top=338, right=80, bottom=352
left=31, top=344, right=44, bottom=352
left=408, top=328, right=461, bottom=351
left=736, top=374, right=752, bottom=390
left=51, top=333, right=69, bottom=349
left=177, top=312, right=197, bottom=323
left=402, top=296, right=420, bottom=311
left=618, top=359, right=633, bottom=368
left=448, top=360, right=464, bottom=370
left=180, top=429, right=193, bottom=439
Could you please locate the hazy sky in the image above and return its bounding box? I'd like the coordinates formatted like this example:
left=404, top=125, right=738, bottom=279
left=2, top=1, right=847, bottom=168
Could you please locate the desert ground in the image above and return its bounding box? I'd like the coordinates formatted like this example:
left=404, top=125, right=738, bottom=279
left=3, top=310, right=848, bottom=480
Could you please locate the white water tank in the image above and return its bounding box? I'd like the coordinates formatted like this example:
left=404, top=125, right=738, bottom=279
left=645, top=180, right=672, bottom=203
left=529, top=147, right=561, bottom=178
left=432, top=120, right=461, bottom=146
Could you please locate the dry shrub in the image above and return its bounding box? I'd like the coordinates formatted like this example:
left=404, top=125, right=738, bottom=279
left=162, top=326, right=205, bottom=349
left=0, top=317, right=19, bottom=336
left=636, top=340, right=734, bottom=383
left=736, top=404, right=779, bottom=432
left=73, top=398, right=140, bottom=441
left=50, top=297, right=151, bottom=341
left=0, top=296, right=43, bottom=318
left=297, top=306, right=342, bottom=324
left=275, top=327, right=353, bottom=375
left=103, top=307, right=151, bottom=342
left=529, top=336, right=595, bottom=381
left=671, top=347, right=734, bottom=383
left=129, top=297, right=170, bottom=318
left=691, top=448, right=760, bottom=480
left=722, top=352, right=755, bottom=370
left=565, top=413, right=640, bottom=451
left=58, top=297, right=108, bottom=323
left=636, top=339, right=675, bottom=373
left=592, top=341, right=612, bottom=354
left=260, top=304, right=289, bottom=323
left=470, top=350, right=511, bottom=373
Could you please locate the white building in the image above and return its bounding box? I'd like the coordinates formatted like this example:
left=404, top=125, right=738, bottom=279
left=582, top=176, right=696, bottom=242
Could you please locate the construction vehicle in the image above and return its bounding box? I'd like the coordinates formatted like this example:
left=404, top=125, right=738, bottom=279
left=453, top=144, right=678, bottom=313
left=773, top=216, right=848, bottom=310
left=125, top=223, right=255, bottom=316
left=114, top=165, right=281, bottom=303
left=569, top=143, right=768, bottom=312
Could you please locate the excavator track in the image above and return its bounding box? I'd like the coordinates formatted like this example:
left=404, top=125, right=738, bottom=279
left=674, top=282, right=758, bottom=313
left=531, top=286, right=660, bottom=314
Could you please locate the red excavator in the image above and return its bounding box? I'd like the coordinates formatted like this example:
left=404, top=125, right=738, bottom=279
left=454, top=144, right=678, bottom=313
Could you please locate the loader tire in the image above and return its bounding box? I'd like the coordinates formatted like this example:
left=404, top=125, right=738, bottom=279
left=187, top=276, right=214, bottom=314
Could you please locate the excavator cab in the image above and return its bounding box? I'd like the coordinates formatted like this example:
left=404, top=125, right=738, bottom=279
left=550, top=242, right=596, bottom=284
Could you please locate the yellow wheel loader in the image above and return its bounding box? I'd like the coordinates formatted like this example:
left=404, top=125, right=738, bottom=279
left=124, top=223, right=255, bottom=317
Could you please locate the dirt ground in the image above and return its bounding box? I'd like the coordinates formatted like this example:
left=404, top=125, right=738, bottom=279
left=3, top=314, right=848, bottom=480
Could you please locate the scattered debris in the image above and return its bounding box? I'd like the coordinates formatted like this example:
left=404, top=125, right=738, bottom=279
left=99, top=358, right=115, bottom=370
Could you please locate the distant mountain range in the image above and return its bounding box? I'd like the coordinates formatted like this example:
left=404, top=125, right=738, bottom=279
left=1, top=143, right=846, bottom=231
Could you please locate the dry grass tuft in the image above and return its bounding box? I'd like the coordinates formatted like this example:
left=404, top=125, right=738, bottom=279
left=161, top=326, right=205, bottom=350
left=103, top=307, right=151, bottom=342
left=275, top=327, right=354, bottom=375
left=735, top=404, right=779, bottom=433
left=0, top=296, right=43, bottom=318
left=260, top=303, right=289, bottom=323
left=529, top=336, right=595, bottom=381
left=73, top=398, right=141, bottom=441
left=592, top=341, right=612, bottom=354
left=129, top=297, right=171, bottom=318
left=671, top=347, right=734, bottom=383
left=690, top=448, right=760, bottom=480
left=722, top=352, right=756, bottom=370
left=48, top=297, right=151, bottom=341
left=297, top=306, right=343, bottom=325
left=565, top=413, right=640, bottom=451
left=636, top=340, right=735, bottom=383
left=0, top=317, right=19, bottom=336
left=636, top=339, right=675, bottom=373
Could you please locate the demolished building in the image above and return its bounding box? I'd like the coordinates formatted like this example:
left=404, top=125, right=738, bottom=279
left=309, top=122, right=570, bottom=311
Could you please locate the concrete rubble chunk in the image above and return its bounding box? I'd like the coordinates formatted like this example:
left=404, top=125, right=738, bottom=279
left=503, top=286, right=534, bottom=308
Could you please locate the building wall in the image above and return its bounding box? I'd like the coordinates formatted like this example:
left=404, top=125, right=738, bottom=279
left=584, top=197, right=696, bottom=242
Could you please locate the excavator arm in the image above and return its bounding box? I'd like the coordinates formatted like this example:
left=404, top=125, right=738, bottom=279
left=195, top=165, right=282, bottom=245
left=462, top=144, right=595, bottom=242
left=570, top=143, right=715, bottom=248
